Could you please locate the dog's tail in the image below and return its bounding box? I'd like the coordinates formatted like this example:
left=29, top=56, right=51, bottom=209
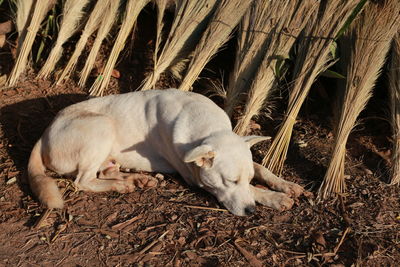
left=27, top=139, right=64, bottom=209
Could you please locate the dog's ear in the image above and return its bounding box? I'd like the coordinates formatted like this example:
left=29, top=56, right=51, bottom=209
left=242, top=135, right=271, bottom=147
left=184, top=145, right=215, bottom=168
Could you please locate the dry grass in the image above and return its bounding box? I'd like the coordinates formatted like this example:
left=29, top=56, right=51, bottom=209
left=141, top=0, right=218, bottom=90
left=15, top=0, right=34, bottom=55
left=78, top=0, right=119, bottom=87
left=389, top=33, right=400, bottom=185
left=38, top=0, right=90, bottom=79
left=56, top=0, right=111, bottom=85
left=178, top=0, right=252, bottom=92
left=262, top=0, right=359, bottom=176
left=90, top=0, right=150, bottom=96
left=225, top=0, right=289, bottom=118
left=7, top=0, right=55, bottom=86
left=232, top=0, right=318, bottom=136
left=319, top=0, right=400, bottom=198
left=15, top=0, right=33, bottom=34
left=153, top=0, right=168, bottom=69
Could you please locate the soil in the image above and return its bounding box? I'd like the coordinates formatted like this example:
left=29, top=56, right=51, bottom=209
left=1, top=5, right=400, bottom=267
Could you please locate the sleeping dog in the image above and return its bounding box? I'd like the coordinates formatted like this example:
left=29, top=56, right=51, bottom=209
left=28, top=89, right=303, bottom=216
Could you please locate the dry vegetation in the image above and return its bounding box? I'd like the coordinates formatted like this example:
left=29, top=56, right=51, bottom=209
left=262, top=0, right=360, bottom=176
left=90, top=0, right=150, bottom=96
left=1, top=0, right=400, bottom=265
left=389, top=33, right=400, bottom=185
left=231, top=0, right=318, bottom=136
left=320, top=0, right=400, bottom=198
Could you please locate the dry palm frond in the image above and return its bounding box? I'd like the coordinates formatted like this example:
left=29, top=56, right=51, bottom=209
left=319, top=1, right=400, bottom=197
left=390, top=33, right=400, bottom=185
left=15, top=0, right=34, bottom=55
left=153, top=0, right=168, bottom=68
left=232, top=0, right=318, bottom=136
left=7, top=0, right=55, bottom=86
left=16, top=0, right=33, bottom=34
left=90, top=0, right=150, bottom=96
left=262, top=0, right=359, bottom=175
left=78, top=0, right=119, bottom=87
left=56, top=0, right=111, bottom=85
left=38, top=0, right=90, bottom=79
left=225, top=0, right=287, bottom=118
left=178, top=0, right=252, bottom=92
left=141, top=0, right=218, bottom=90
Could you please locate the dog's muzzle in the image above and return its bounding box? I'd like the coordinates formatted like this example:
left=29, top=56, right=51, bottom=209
left=244, top=205, right=256, bottom=216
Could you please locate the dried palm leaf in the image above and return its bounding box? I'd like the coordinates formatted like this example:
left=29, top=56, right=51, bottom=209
left=90, top=0, right=150, bottom=96
left=232, top=0, right=318, bottom=136
left=141, top=0, right=218, bottom=90
left=7, top=0, right=55, bottom=86
left=56, top=0, right=112, bottom=85
left=78, top=0, right=120, bottom=87
left=178, top=0, right=252, bottom=92
left=262, top=0, right=359, bottom=176
left=15, top=0, right=34, bottom=55
left=225, top=0, right=286, bottom=118
left=16, top=0, right=33, bottom=34
left=153, top=0, right=168, bottom=68
left=38, top=0, right=90, bottom=79
left=390, top=33, right=400, bottom=185
left=320, top=1, right=400, bottom=197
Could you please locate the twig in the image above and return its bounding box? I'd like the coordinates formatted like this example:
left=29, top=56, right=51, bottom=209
left=283, top=227, right=351, bottom=263
left=111, top=215, right=143, bottom=231
left=234, top=239, right=264, bottom=267
left=139, top=230, right=169, bottom=254
left=333, top=227, right=351, bottom=255
left=183, top=205, right=228, bottom=212
left=33, top=208, right=52, bottom=229
left=51, top=223, right=68, bottom=243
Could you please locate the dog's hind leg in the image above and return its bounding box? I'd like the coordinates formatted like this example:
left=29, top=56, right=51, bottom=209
left=253, top=163, right=304, bottom=198
left=76, top=169, right=137, bottom=193
left=250, top=185, right=294, bottom=211
left=73, top=144, right=139, bottom=193
left=99, top=163, right=158, bottom=189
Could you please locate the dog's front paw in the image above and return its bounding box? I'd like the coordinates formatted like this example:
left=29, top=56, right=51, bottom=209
left=266, top=192, right=294, bottom=211
left=125, top=174, right=158, bottom=189
left=252, top=186, right=294, bottom=211
left=275, top=181, right=304, bottom=198
left=112, top=180, right=135, bottom=193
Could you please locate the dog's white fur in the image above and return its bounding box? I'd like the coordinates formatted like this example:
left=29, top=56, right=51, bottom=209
left=28, top=89, right=303, bottom=216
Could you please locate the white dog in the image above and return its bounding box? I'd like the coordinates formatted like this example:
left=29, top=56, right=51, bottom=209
left=28, top=89, right=303, bottom=216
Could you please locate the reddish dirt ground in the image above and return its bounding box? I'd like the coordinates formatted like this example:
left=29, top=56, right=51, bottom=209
left=1, top=5, right=400, bottom=267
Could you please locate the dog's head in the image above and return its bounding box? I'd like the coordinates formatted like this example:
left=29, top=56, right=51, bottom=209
left=184, top=134, right=270, bottom=216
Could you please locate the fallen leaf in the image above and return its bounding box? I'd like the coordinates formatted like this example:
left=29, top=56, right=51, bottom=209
left=111, top=69, right=120, bottom=78
left=184, top=251, right=197, bottom=260
left=0, top=35, right=5, bottom=48
left=311, top=231, right=326, bottom=250
left=0, top=21, right=12, bottom=35
left=234, top=240, right=263, bottom=267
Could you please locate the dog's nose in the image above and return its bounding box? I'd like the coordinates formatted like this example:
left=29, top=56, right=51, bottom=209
left=244, top=205, right=256, bottom=215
